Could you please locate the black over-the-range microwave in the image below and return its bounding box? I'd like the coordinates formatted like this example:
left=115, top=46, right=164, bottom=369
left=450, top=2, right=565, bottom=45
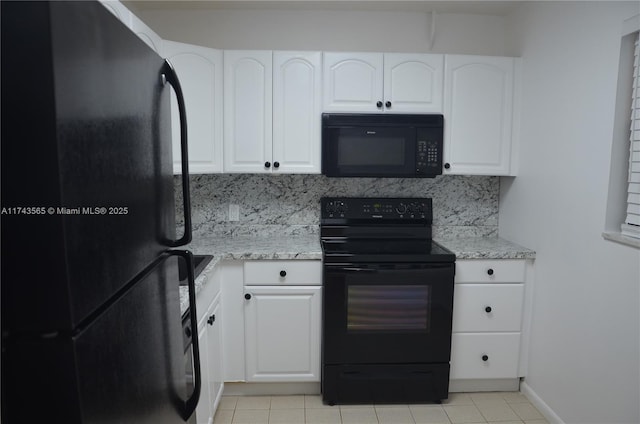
left=321, top=113, right=444, bottom=178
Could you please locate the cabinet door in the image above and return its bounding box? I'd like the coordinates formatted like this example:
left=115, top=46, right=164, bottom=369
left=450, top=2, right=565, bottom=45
left=273, top=51, right=322, bottom=174
left=129, top=12, right=162, bottom=53
left=323, top=52, right=383, bottom=112
left=452, top=284, right=524, bottom=332
left=163, top=41, right=223, bottom=174
left=450, top=333, right=521, bottom=379
left=195, top=313, right=212, bottom=424
left=244, top=286, right=321, bottom=382
left=224, top=50, right=273, bottom=173
left=98, top=0, right=132, bottom=27
left=444, top=55, right=515, bottom=175
left=204, top=298, right=224, bottom=414
left=384, top=53, right=443, bottom=113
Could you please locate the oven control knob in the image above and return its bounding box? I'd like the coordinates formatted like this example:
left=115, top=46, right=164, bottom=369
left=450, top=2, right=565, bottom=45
left=336, top=201, right=347, bottom=213
left=325, top=202, right=336, bottom=213
left=396, top=203, right=407, bottom=215
left=414, top=203, right=425, bottom=213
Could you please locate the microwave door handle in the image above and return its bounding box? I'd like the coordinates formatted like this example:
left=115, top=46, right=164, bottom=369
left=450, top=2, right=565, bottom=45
left=162, top=59, right=192, bottom=247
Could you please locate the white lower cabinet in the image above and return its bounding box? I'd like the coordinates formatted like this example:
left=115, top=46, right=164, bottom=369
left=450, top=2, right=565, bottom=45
left=450, top=259, right=527, bottom=383
left=195, top=308, right=213, bottom=424
left=193, top=270, right=223, bottom=424
left=221, top=260, right=322, bottom=384
left=244, top=285, right=321, bottom=382
left=197, top=295, right=223, bottom=423
left=450, top=333, right=521, bottom=379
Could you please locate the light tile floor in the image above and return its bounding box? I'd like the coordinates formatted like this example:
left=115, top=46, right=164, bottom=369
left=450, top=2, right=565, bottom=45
left=213, top=392, right=549, bottom=424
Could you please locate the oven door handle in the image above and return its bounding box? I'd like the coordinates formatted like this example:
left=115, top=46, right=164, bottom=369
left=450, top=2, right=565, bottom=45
left=324, top=263, right=454, bottom=273
left=325, top=265, right=380, bottom=272
left=329, top=267, right=378, bottom=273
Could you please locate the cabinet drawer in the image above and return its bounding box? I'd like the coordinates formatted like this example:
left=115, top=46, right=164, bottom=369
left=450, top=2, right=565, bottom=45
left=455, top=259, right=526, bottom=283
left=452, top=284, right=524, bottom=332
left=244, top=260, right=322, bottom=285
left=450, top=333, right=520, bottom=379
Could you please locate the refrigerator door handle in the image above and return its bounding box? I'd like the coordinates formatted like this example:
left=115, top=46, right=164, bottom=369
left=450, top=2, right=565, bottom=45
left=168, top=250, right=201, bottom=420
left=162, top=59, right=192, bottom=247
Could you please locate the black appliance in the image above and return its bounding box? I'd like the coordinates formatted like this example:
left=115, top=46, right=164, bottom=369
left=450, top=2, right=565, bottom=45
left=321, top=113, right=444, bottom=178
left=320, top=197, right=456, bottom=405
left=1, top=2, right=200, bottom=423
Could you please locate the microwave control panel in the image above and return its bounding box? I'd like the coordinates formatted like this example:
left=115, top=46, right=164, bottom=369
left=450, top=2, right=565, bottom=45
left=416, top=128, right=443, bottom=174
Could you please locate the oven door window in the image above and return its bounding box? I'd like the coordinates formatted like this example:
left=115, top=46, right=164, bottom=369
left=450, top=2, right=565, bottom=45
left=347, top=285, right=430, bottom=332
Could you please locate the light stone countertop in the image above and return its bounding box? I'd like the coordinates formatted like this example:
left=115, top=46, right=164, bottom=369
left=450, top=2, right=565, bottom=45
left=179, top=233, right=322, bottom=314
left=437, top=236, right=536, bottom=260
left=179, top=234, right=535, bottom=314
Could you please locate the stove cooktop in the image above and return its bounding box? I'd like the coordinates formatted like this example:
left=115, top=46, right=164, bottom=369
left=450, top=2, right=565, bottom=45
left=320, top=197, right=455, bottom=264
left=321, top=239, right=455, bottom=264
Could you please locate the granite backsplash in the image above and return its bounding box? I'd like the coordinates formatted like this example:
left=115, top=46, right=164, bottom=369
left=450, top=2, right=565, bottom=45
left=175, top=174, right=499, bottom=239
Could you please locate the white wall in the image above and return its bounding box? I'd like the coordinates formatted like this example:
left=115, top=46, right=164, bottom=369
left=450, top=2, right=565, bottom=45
left=500, top=2, right=640, bottom=423
left=136, top=7, right=507, bottom=55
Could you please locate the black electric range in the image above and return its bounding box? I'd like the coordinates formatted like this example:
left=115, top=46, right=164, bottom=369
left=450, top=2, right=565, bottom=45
left=320, top=197, right=456, bottom=405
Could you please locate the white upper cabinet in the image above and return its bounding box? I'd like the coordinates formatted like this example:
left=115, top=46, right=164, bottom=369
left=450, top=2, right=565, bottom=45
left=443, top=55, right=518, bottom=176
left=224, top=50, right=273, bottom=173
left=273, top=51, right=322, bottom=174
left=129, top=12, right=162, bottom=53
left=383, top=53, right=444, bottom=113
left=323, top=52, right=443, bottom=113
left=323, top=52, right=384, bottom=112
left=162, top=40, right=223, bottom=174
left=225, top=50, right=322, bottom=174
left=98, top=0, right=132, bottom=27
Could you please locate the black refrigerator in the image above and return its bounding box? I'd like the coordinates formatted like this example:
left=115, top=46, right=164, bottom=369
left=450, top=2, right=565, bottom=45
left=1, top=1, right=201, bottom=423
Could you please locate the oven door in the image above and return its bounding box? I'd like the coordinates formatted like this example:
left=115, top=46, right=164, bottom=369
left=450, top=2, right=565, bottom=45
left=323, top=262, right=454, bottom=365
left=322, top=126, right=416, bottom=177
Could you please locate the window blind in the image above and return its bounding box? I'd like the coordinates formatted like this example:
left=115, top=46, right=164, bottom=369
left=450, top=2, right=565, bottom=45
left=622, top=31, right=640, bottom=238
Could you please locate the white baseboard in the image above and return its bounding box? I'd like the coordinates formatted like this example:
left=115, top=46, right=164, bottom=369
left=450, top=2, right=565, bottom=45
left=520, top=381, right=565, bottom=424
left=223, top=382, right=321, bottom=396
left=449, top=378, right=520, bottom=392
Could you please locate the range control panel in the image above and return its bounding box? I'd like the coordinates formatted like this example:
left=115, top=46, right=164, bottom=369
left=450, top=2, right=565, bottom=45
left=321, top=197, right=433, bottom=221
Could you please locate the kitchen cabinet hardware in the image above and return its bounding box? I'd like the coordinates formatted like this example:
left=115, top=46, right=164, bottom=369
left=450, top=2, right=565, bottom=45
left=376, top=101, right=383, bottom=108
left=485, top=306, right=492, bottom=313
left=444, top=163, right=451, bottom=169
left=279, top=270, right=287, bottom=277
left=273, top=161, right=280, bottom=169
left=264, top=161, right=271, bottom=168
left=245, top=293, right=252, bottom=300
left=385, top=101, right=392, bottom=108
left=482, top=355, right=489, bottom=361
left=487, top=268, right=494, bottom=276
left=207, top=315, right=215, bottom=325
